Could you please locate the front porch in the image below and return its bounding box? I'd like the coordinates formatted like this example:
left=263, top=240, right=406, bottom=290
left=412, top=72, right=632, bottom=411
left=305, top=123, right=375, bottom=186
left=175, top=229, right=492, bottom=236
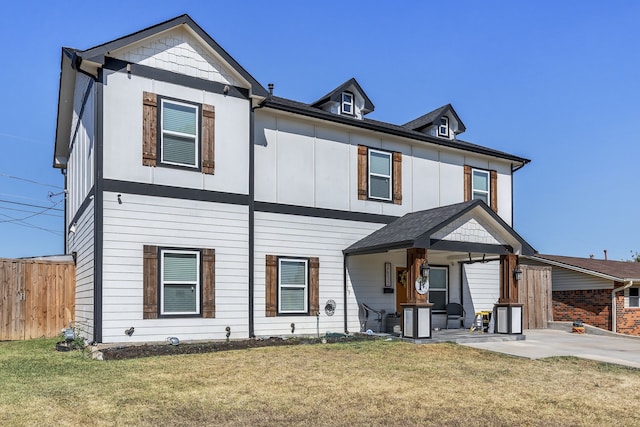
left=344, top=200, right=536, bottom=340
left=367, top=328, right=527, bottom=344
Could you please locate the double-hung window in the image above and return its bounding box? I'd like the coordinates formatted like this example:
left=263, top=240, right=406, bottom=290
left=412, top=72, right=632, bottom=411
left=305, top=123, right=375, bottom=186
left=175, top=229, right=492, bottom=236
left=630, top=288, right=639, bottom=308
left=428, top=266, right=448, bottom=312
left=278, top=258, right=308, bottom=314
left=472, top=168, right=490, bottom=205
left=438, top=116, right=449, bottom=137
left=368, top=149, right=392, bottom=201
left=161, top=249, right=200, bottom=315
left=341, top=92, right=354, bottom=115
left=160, top=99, right=199, bottom=168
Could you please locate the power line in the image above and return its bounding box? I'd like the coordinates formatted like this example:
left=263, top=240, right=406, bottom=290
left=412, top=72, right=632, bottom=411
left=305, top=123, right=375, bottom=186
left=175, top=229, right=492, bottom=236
left=0, top=172, right=63, bottom=189
left=0, top=213, right=62, bottom=236
left=0, top=200, right=62, bottom=223
left=0, top=199, right=64, bottom=212
left=0, top=205, right=63, bottom=218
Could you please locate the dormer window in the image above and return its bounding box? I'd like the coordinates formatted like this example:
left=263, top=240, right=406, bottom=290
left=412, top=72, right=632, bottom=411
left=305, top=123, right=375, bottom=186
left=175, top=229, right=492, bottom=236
left=438, top=116, right=449, bottom=137
left=341, top=92, right=354, bottom=115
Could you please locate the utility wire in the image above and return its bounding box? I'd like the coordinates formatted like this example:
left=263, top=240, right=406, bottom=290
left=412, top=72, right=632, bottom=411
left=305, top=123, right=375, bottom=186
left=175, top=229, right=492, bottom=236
left=0, top=200, right=62, bottom=223
left=0, top=198, right=64, bottom=211
left=0, top=205, right=62, bottom=218
left=0, top=213, right=62, bottom=236
left=0, top=172, right=63, bottom=189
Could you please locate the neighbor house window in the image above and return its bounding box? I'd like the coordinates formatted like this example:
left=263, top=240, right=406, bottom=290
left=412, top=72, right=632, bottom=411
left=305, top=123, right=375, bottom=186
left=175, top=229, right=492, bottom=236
left=278, top=258, right=308, bottom=314
left=472, top=168, right=490, bottom=205
left=630, top=288, right=639, bottom=308
left=429, top=266, right=448, bottom=312
left=368, top=149, right=392, bottom=201
left=341, top=92, right=354, bottom=115
left=438, top=116, right=449, bottom=137
left=161, top=249, right=200, bottom=315
left=160, top=99, right=199, bottom=168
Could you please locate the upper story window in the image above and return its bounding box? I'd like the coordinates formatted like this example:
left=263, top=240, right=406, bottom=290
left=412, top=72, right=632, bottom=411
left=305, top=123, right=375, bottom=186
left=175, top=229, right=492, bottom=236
left=368, top=149, right=392, bottom=201
left=630, top=288, right=639, bottom=308
left=161, top=99, right=199, bottom=168
left=438, top=116, right=449, bottom=137
left=341, top=92, right=354, bottom=115
left=278, top=258, right=309, bottom=314
left=161, top=249, right=201, bottom=315
left=472, top=168, right=490, bottom=205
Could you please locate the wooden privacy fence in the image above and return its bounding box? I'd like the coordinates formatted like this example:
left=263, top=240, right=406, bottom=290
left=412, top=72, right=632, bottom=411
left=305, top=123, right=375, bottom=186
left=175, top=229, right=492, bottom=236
left=0, top=258, right=75, bottom=341
left=518, top=265, right=553, bottom=329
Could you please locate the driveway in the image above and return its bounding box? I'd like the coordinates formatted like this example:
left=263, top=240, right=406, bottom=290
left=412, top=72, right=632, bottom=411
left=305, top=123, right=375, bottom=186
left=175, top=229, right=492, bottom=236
left=462, top=329, right=640, bottom=368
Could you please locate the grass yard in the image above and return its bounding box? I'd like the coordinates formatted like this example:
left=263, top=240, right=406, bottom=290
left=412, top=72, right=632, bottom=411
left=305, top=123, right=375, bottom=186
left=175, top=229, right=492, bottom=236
left=1, top=338, right=639, bottom=426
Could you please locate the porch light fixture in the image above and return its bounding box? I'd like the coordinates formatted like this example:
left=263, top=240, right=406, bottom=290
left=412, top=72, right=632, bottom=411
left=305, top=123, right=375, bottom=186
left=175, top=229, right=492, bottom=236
left=420, top=262, right=430, bottom=282
left=415, top=262, right=430, bottom=295
left=513, top=265, right=523, bottom=282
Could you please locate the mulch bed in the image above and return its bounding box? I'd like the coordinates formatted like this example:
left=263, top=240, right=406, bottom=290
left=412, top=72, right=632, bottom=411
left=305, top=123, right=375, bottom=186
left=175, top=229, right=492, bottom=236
left=98, top=334, right=383, bottom=360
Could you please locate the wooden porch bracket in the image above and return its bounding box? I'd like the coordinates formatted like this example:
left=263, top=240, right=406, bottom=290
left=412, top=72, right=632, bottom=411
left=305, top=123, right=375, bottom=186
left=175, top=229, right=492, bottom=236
left=499, top=254, right=519, bottom=303
left=407, top=248, right=427, bottom=304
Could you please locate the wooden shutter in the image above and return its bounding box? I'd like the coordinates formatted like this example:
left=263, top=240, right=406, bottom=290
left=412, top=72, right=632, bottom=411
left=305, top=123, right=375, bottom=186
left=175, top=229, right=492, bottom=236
left=490, top=170, right=498, bottom=213
left=392, top=152, right=402, bottom=205
left=357, top=145, right=368, bottom=200
left=265, top=255, right=277, bottom=317
left=463, top=165, right=472, bottom=202
left=202, top=248, right=216, bottom=318
left=309, top=257, right=320, bottom=316
left=143, top=245, right=158, bottom=319
left=201, top=104, right=215, bottom=175
left=142, top=92, right=157, bottom=167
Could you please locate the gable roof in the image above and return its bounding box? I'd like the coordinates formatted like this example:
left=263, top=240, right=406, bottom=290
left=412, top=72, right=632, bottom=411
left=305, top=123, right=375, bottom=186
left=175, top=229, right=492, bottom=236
left=310, top=78, right=375, bottom=114
left=403, top=104, right=466, bottom=134
left=262, top=96, right=529, bottom=165
left=528, top=254, right=640, bottom=282
left=344, top=200, right=535, bottom=256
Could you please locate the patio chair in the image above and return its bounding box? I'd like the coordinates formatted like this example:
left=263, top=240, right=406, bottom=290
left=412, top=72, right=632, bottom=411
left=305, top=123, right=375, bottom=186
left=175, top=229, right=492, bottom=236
left=360, top=304, right=386, bottom=333
left=445, top=303, right=465, bottom=329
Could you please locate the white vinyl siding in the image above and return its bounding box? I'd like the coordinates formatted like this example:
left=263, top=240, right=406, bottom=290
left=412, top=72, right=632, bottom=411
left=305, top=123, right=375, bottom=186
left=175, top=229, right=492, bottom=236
left=161, top=250, right=200, bottom=315
left=278, top=258, right=308, bottom=313
left=161, top=99, right=199, bottom=168
left=462, top=261, right=500, bottom=326
left=368, top=149, right=392, bottom=201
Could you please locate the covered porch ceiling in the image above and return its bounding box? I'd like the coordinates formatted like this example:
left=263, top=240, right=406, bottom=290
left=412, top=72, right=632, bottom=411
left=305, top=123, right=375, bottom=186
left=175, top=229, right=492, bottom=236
left=343, top=200, right=536, bottom=257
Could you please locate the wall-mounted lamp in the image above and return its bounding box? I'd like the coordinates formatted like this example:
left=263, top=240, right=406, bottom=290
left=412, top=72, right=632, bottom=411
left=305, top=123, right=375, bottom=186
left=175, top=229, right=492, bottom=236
left=69, top=223, right=77, bottom=235
left=415, top=262, right=430, bottom=295
left=420, top=262, right=430, bottom=282
left=117, top=194, right=122, bottom=205
left=513, top=265, right=523, bottom=282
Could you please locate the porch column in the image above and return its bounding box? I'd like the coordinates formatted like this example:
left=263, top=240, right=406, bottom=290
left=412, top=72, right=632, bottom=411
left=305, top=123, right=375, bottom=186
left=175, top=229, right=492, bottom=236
left=499, top=254, right=519, bottom=303
left=406, top=248, right=427, bottom=303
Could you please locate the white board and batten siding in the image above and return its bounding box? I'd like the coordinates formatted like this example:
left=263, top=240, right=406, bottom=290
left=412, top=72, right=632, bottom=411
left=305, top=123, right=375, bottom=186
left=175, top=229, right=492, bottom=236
left=100, top=192, right=248, bottom=343
left=67, top=201, right=95, bottom=339
left=462, top=261, right=500, bottom=326
left=101, top=66, right=250, bottom=195
left=253, top=211, right=384, bottom=337
left=254, top=111, right=514, bottom=225
left=67, top=73, right=95, bottom=218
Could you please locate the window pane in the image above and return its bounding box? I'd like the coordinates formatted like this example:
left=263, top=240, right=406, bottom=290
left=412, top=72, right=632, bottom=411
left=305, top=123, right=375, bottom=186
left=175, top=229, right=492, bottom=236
left=164, top=252, right=197, bottom=282
left=163, top=134, right=196, bottom=166
left=429, top=290, right=446, bottom=311
left=429, top=268, right=447, bottom=289
left=280, top=261, right=306, bottom=285
left=630, top=288, right=639, bottom=297
left=472, top=170, right=488, bottom=191
left=370, top=151, right=391, bottom=175
left=281, top=287, right=305, bottom=311
left=473, top=191, right=488, bottom=204
left=163, top=102, right=196, bottom=135
left=164, top=284, right=196, bottom=313
left=370, top=175, right=390, bottom=199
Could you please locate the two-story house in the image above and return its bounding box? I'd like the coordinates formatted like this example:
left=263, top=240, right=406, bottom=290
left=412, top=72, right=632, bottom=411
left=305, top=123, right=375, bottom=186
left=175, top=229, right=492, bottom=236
left=53, top=15, right=534, bottom=344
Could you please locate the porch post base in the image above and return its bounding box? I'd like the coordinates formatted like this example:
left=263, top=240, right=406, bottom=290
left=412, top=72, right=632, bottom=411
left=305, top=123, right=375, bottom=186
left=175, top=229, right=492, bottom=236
left=401, top=303, right=433, bottom=339
left=494, top=303, right=523, bottom=334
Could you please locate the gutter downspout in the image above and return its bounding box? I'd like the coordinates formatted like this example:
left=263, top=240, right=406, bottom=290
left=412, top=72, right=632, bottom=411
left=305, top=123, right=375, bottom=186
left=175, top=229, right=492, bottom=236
left=612, top=280, right=633, bottom=333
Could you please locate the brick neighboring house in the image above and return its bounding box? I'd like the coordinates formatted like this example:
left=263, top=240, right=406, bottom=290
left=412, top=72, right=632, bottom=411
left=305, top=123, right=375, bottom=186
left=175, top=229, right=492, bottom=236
left=524, top=254, right=640, bottom=335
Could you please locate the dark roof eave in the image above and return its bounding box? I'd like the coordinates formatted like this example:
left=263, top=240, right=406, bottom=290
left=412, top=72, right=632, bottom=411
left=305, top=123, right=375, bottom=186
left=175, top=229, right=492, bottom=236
left=262, top=100, right=530, bottom=165
left=343, top=241, right=414, bottom=256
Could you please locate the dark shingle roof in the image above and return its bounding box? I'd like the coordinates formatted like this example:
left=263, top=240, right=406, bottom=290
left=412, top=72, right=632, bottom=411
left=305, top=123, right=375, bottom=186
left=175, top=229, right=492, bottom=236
left=532, top=254, right=640, bottom=281
left=261, top=97, right=529, bottom=164
left=402, top=104, right=466, bottom=134
left=344, top=200, right=535, bottom=256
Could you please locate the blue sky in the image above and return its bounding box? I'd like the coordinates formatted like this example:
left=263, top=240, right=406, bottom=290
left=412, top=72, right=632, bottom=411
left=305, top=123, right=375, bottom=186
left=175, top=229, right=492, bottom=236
left=0, top=1, right=638, bottom=260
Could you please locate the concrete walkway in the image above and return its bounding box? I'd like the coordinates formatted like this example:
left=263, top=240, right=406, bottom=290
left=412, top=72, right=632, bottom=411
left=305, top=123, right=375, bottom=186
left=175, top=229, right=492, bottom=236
left=462, top=329, right=640, bottom=368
